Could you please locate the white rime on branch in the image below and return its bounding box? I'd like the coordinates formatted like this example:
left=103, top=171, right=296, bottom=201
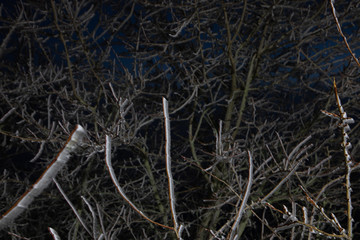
left=163, top=97, right=183, bottom=239
left=48, top=227, right=61, bottom=240
left=321, top=79, right=354, bottom=239
left=53, top=178, right=92, bottom=236
left=229, top=150, right=254, bottom=240
left=0, top=125, right=86, bottom=230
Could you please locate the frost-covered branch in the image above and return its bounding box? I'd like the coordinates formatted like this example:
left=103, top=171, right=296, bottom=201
left=0, top=125, right=86, bottom=229
left=163, top=97, right=183, bottom=239
left=321, top=79, right=354, bottom=239
left=228, top=150, right=253, bottom=240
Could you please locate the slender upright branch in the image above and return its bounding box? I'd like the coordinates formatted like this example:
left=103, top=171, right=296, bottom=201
left=163, top=97, right=183, bottom=239
left=228, top=150, right=254, bottom=240
left=321, top=79, right=354, bottom=239
left=333, top=80, right=354, bottom=239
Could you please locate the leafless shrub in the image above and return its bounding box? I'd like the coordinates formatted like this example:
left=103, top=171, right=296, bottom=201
left=0, top=0, right=359, bottom=239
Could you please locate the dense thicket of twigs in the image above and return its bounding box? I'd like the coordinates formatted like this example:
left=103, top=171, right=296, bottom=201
left=0, top=0, right=360, bottom=239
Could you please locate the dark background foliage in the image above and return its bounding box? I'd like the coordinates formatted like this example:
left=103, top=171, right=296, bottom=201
left=0, top=0, right=360, bottom=239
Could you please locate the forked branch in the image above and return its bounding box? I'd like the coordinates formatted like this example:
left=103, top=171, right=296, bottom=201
left=104, top=135, right=174, bottom=231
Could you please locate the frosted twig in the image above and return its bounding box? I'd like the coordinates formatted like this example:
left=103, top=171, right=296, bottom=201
left=321, top=79, right=354, bottom=238
left=29, top=140, right=45, bottom=163
left=301, top=207, right=308, bottom=239
left=96, top=203, right=108, bottom=240
left=228, top=151, right=253, bottom=239
left=0, top=9, right=24, bottom=58
left=169, top=12, right=195, bottom=38
left=82, top=196, right=98, bottom=238
left=0, top=108, right=16, bottom=124
left=266, top=202, right=346, bottom=238
left=30, top=122, right=56, bottom=163
left=48, top=227, right=61, bottom=240
left=170, top=86, right=198, bottom=115
left=53, top=178, right=92, bottom=236
left=287, top=135, right=311, bottom=164
left=108, top=82, right=119, bottom=102
left=260, top=145, right=310, bottom=203
left=215, top=120, right=223, bottom=156
left=299, top=185, right=345, bottom=234
left=47, top=95, right=52, bottom=129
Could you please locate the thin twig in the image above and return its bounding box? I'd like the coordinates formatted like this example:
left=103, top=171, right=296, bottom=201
left=333, top=79, right=354, bottom=239
left=53, top=178, right=92, bottom=236
left=329, top=0, right=360, bottom=67
left=299, top=185, right=345, bottom=234
left=82, top=196, right=98, bottom=238
left=0, top=107, right=16, bottom=124
left=321, top=79, right=354, bottom=239
left=260, top=147, right=311, bottom=204
left=163, top=97, right=183, bottom=239
left=266, top=203, right=347, bottom=239
left=48, top=227, right=61, bottom=240
left=228, top=150, right=254, bottom=240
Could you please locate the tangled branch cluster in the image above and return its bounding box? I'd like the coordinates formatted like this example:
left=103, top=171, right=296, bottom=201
left=0, top=0, right=359, bottom=239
